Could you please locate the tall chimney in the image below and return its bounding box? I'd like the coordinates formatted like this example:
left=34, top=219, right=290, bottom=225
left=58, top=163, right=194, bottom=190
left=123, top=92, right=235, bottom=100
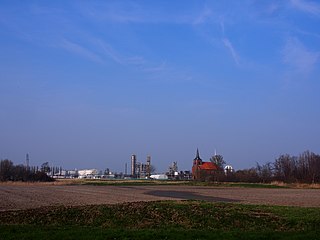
left=131, top=154, right=136, bottom=178
left=146, top=155, right=151, bottom=177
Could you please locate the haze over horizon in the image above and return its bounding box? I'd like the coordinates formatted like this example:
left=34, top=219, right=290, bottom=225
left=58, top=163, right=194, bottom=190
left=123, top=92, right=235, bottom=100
left=1, top=0, right=320, bottom=173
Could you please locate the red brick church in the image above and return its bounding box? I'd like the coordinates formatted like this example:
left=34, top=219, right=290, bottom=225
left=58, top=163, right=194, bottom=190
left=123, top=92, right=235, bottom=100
left=192, top=149, right=218, bottom=180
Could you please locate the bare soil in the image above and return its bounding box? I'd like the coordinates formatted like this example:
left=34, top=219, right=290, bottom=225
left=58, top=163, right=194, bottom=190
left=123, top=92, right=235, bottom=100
left=1, top=183, right=320, bottom=211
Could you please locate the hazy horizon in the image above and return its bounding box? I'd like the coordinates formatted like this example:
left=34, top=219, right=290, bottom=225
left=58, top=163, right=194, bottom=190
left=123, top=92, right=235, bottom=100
left=1, top=0, right=320, bottom=173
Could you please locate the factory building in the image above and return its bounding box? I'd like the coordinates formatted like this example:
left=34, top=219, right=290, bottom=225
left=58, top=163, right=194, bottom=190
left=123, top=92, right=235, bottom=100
left=130, top=154, right=151, bottom=179
left=78, top=169, right=99, bottom=179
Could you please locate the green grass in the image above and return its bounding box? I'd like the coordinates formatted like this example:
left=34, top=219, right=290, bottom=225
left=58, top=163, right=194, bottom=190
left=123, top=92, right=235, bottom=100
left=1, top=226, right=319, bottom=240
left=75, top=179, right=287, bottom=188
left=1, top=201, right=320, bottom=239
left=78, top=179, right=176, bottom=186
left=223, top=182, right=289, bottom=188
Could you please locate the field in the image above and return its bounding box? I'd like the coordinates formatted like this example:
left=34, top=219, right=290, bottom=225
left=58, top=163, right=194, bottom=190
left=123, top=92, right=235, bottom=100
left=1, top=180, right=320, bottom=211
left=1, top=180, right=320, bottom=239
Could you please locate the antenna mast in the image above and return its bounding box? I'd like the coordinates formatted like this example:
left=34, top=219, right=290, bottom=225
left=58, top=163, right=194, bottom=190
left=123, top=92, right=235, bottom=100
left=26, top=153, right=29, bottom=169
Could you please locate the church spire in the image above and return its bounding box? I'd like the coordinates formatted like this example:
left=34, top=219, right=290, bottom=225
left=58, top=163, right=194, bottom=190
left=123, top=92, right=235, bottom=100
left=194, top=148, right=202, bottom=161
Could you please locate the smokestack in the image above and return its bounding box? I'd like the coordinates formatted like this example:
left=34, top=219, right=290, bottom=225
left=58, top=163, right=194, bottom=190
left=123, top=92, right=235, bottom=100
left=146, top=155, right=151, bottom=177
left=131, top=154, right=136, bottom=178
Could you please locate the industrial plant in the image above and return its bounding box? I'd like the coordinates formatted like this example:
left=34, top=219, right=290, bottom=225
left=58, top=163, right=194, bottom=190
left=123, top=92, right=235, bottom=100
left=130, top=154, right=151, bottom=178
left=21, top=149, right=231, bottom=181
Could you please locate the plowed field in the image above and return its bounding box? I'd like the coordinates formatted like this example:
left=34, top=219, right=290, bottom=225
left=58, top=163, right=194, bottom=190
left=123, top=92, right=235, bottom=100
left=1, top=183, right=320, bottom=211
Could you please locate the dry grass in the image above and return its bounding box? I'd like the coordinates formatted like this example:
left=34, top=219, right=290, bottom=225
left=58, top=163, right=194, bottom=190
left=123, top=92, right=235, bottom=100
left=291, top=183, right=320, bottom=189
left=0, top=179, right=77, bottom=186
left=270, top=181, right=320, bottom=189
left=2, top=179, right=320, bottom=189
left=1, top=179, right=320, bottom=189
left=270, top=181, right=287, bottom=187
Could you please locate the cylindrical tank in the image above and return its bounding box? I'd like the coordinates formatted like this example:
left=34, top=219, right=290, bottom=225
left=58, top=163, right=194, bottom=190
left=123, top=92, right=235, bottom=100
left=131, top=154, right=136, bottom=178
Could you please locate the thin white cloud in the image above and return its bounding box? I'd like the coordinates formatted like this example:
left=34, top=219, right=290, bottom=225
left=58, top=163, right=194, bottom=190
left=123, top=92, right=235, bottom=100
left=94, top=39, right=124, bottom=64
left=143, top=61, right=167, bottom=73
left=222, top=38, right=240, bottom=66
left=91, top=38, right=147, bottom=67
left=290, top=0, right=320, bottom=16
left=126, top=56, right=146, bottom=66
left=76, top=1, right=144, bottom=23
left=60, top=39, right=104, bottom=64
left=282, top=37, right=319, bottom=75
left=76, top=1, right=202, bottom=25
left=88, top=37, right=180, bottom=79
left=193, top=6, right=212, bottom=25
left=266, top=3, right=280, bottom=15
left=295, top=28, right=320, bottom=39
left=219, top=18, right=225, bottom=35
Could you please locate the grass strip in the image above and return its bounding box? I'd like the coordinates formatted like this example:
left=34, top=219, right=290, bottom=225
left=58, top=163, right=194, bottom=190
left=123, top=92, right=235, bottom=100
left=1, top=201, right=320, bottom=239
left=1, top=226, right=320, bottom=240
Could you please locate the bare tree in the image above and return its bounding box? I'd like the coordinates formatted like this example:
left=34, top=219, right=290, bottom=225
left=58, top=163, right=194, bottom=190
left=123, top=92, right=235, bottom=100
left=234, top=168, right=259, bottom=183
left=256, top=162, right=273, bottom=183
left=0, top=159, right=14, bottom=181
left=273, top=154, right=296, bottom=183
left=298, top=151, right=320, bottom=184
left=210, top=154, right=226, bottom=171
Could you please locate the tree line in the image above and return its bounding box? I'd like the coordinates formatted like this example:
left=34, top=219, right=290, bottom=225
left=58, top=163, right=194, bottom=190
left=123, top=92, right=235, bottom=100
left=197, top=150, right=320, bottom=184
left=224, top=150, right=320, bottom=184
left=0, top=159, right=54, bottom=182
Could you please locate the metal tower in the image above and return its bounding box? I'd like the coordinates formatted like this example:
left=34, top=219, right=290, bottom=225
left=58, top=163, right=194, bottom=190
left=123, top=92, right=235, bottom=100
left=146, top=155, right=151, bottom=177
left=131, top=154, right=136, bottom=178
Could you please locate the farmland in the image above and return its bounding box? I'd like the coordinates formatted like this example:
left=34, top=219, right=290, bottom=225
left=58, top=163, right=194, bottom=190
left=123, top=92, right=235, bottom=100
left=1, top=181, right=320, bottom=211
left=1, top=181, right=320, bottom=239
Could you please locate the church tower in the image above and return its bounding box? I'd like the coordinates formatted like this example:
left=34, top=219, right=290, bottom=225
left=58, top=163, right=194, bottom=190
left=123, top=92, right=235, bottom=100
left=192, top=148, right=202, bottom=180
left=192, top=148, right=219, bottom=181
left=193, top=148, right=202, bottom=166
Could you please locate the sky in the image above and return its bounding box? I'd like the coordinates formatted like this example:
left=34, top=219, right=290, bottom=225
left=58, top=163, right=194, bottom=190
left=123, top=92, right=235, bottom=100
left=1, top=0, right=320, bottom=173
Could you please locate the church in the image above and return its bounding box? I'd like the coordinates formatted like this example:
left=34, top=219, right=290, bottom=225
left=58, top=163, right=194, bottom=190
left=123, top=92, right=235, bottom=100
left=192, top=149, right=218, bottom=181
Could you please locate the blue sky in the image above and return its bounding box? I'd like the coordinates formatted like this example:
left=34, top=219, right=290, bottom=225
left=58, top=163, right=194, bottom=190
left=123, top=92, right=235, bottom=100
left=1, top=0, right=320, bottom=173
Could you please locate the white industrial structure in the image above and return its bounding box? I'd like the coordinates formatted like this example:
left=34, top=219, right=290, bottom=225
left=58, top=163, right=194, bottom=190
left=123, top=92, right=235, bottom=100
left=78, top=169, right=98, bottom=178
left=150, top=174, right=168, bottom=180
left=224, top=165, right=234, bottom=174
